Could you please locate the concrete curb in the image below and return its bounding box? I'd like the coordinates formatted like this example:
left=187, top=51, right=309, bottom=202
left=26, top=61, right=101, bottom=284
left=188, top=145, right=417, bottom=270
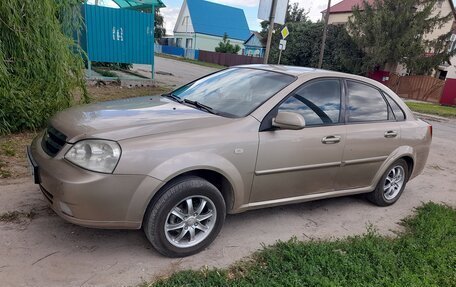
left=413, top=112, right=450, bottom=122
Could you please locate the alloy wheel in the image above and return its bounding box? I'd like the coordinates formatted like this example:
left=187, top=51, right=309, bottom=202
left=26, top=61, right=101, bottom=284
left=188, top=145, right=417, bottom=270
left=383, top=165, right=405, bottom=200
left=164, top=196, right=216, bottom=248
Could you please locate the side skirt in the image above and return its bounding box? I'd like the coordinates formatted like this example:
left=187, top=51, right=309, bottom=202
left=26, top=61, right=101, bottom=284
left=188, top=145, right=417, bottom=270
left=233, top=186, right=374, bottom=214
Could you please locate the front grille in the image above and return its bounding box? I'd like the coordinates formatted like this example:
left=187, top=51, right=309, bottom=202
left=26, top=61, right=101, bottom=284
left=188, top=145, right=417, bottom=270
left=41, top=126, right=67, bottom=157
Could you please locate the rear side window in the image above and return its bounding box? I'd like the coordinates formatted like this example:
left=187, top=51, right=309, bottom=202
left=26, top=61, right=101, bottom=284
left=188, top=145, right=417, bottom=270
left=347, top=81, right=388, bottom=122
left=383, top=93, right=406, bottom=121
left=278, top=79, right=341, bottom=126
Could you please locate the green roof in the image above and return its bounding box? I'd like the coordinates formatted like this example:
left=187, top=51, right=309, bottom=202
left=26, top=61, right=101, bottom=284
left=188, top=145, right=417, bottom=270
left=112, top=0, right=165, bottom=9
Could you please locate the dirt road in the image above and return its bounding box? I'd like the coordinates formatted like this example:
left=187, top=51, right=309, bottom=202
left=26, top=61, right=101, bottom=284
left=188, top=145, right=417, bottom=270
left=133, top=56, right=219, bottom=88
left=1, top=117, right=455, bottom=286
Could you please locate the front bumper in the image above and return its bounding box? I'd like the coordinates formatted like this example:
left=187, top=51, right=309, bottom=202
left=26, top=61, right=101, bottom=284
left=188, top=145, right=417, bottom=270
left=28, top=133, right=162, bottom=229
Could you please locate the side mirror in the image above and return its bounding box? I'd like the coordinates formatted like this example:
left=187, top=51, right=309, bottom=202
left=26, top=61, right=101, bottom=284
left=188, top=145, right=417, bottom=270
left=272, top=111, right=306, bottom=130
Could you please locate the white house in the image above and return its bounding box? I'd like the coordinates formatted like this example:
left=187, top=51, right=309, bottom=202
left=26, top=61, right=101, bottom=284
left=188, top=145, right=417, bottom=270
left=170, top=0, right=251, bottom=54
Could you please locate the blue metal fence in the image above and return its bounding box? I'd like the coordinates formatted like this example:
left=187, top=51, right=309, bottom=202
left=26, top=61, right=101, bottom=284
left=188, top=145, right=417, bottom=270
left=84, top=4, right=154, bottom=65
left=185, top=49, right=199, bottom=60
left=161, top=45, right=185, bottom=57
left=156, top=44, right=199, bottom=60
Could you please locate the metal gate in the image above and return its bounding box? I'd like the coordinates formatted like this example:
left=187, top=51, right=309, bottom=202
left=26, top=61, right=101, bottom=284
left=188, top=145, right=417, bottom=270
left=386, top=74, right=445, bottom=103
left=440, top=79, right=456, bottom=106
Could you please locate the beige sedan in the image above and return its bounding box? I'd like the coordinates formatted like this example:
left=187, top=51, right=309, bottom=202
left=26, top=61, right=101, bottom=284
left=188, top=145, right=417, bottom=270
left=28, top=65, right=432, bottom=257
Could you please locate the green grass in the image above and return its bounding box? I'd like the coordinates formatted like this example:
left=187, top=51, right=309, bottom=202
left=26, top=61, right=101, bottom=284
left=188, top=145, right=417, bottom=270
left=0, top=141, right=16, bottom=156
left=0, top=159, right=11, bottom=178
left=406, top=102, right=456, bottom=118
left=156, top=53, right=225, bottom=70
left=142, top=202, right=456, bottom=287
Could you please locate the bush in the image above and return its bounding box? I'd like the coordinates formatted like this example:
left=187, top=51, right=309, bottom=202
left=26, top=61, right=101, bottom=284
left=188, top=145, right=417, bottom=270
left=0, top=0, right=88, bottom=135
left=215, top=33, right=241, bottom=54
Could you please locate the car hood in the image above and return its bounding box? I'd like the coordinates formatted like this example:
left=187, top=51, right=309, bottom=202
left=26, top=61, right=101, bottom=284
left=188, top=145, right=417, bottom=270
left=50, top=96, right=231, bottom=142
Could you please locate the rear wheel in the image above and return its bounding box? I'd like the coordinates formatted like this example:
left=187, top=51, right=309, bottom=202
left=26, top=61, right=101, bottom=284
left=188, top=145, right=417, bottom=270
left=367, top=159, right=408, bottom=206
left=143, top=176, right=226, bottom=257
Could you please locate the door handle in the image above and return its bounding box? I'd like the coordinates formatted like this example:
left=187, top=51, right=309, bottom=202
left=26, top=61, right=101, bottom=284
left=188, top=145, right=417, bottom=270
left=322, top=135, right=341, bottom=144
left=384, top=130, right=398, bottom=138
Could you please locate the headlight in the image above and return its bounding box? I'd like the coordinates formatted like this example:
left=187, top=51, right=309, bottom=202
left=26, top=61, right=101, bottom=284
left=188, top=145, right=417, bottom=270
left=64, top=140, right=121, bottom=173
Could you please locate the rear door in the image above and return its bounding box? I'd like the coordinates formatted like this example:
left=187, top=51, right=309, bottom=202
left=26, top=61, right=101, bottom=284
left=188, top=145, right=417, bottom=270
left=336, top=80, right=404, bottom=190
left=250, top=79, right=346, bottom=203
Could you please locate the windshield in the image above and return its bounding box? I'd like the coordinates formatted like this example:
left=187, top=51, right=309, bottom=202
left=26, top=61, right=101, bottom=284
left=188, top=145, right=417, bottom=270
left=171, top=68, right=295, bottom=117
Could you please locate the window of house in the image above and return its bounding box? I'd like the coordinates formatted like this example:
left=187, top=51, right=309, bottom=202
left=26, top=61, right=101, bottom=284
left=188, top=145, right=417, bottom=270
left=182, top=16, right=189, bottom=26
left=450, top=34, right=456, bottom=52
left=278, top=79, right=342, bottom=126
left=186, top=38, right=193, bottom=49
left=347, top=81, right=389, bottom=122
left=438, top=70, right=448, bottom=80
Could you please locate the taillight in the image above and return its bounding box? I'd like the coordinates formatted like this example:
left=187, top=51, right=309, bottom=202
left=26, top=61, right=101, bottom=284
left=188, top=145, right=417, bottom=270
left=429, top=125, right=433, bottom=137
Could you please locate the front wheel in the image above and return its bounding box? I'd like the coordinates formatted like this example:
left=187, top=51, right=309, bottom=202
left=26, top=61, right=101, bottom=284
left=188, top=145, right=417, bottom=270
left=143, top=176, right=226, bottom=257
left=367, top=159, right=409, bottom=206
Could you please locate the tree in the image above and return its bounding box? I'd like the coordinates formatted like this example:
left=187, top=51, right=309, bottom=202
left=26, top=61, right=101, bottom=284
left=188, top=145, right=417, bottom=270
left=347, top=0, right=456, bottom=75
left=215, top=33, right=241, bottom=54
left=286, top=2, right=307, bottom=23
left=323, top=24, right=366, bottom=73
left=259, top=4, right=365, bottom=74
left=0, top=0, right=87, bottom=134
left=154, top=8, right=166, bottom=40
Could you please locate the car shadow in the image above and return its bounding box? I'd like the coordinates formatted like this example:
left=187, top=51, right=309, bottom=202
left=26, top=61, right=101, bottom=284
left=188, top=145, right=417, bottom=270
left=28, top=193, right=372, bottom=258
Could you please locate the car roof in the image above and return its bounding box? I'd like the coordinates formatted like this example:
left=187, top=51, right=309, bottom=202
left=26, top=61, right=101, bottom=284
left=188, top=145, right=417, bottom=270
left=235, top=64, right=351, bottom=77
left=235, top=64, right=392, bottom=91
left=239, top=65, right=415, bottom=121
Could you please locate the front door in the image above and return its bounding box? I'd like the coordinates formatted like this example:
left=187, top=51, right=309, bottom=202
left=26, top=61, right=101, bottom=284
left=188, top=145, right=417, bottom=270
left=250, top=79, right=346, bottom=203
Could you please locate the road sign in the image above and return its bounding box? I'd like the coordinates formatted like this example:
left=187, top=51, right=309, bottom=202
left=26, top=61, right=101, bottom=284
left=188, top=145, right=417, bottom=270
left=281, top=26, right=289, bottom=39
left=278, top=39, right=286, bottom=64
left=258, top=0, right=288, bottom=25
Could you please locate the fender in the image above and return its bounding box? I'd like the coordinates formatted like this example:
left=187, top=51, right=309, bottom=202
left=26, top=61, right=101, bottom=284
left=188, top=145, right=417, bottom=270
left=125, top=152, right=247, bottom=225
left=152, top=152, right=245, bottom=206
left=369, top=145, right=416, bottom=189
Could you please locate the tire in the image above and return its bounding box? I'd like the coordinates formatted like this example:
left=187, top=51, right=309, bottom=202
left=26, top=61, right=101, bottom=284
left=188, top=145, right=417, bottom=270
left=143, top=176, right=226, bottom=257
left=367, top=159, right=409, bottom=207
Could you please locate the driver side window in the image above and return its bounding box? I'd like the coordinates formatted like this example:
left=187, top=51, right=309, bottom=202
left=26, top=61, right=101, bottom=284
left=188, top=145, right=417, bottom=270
left=278, top=79, right=342, bottom=126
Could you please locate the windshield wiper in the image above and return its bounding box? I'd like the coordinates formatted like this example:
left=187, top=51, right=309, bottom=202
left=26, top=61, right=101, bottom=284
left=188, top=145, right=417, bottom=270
left=162, top=94, right=218, bottom=115
left=162, top=93, right=183, bottom=103
left=183, top=99, right=218, bottom=115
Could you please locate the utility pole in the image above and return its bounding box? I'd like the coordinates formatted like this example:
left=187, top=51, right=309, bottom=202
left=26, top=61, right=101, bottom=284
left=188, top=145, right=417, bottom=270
left=318, top=0, right=331, bottom=69
left=264, top=0, right=278, bottom=64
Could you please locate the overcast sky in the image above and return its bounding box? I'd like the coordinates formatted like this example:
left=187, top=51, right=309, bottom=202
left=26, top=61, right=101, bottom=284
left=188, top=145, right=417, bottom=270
left=160, top=0, right=345, bottom=34
left=89, top=0, right=455, bottom=35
